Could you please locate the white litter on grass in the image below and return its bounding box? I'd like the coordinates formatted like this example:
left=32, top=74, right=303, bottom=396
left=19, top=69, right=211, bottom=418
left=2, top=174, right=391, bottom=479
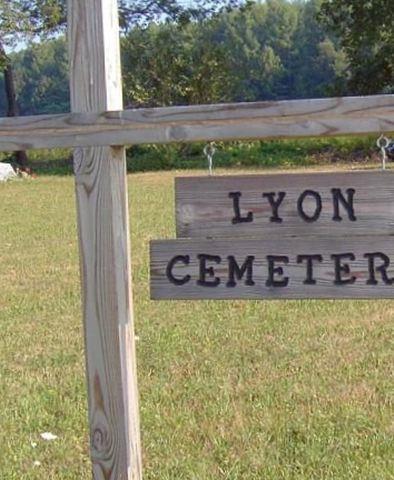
left=33, top=460, right=41, bottom=467
left=40, top=432, right=58, bottom=441
left=0, top=163, right=17, bottom=182
left=30, top=441, right=38, bottom=448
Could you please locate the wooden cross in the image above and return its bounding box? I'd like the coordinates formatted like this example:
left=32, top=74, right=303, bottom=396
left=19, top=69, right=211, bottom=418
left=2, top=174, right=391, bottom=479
left=0, top=0, right=393, bottom=478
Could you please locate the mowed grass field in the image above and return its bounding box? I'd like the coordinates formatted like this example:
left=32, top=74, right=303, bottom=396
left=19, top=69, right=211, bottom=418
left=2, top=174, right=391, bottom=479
left=0, top=168, right=393, bottom=479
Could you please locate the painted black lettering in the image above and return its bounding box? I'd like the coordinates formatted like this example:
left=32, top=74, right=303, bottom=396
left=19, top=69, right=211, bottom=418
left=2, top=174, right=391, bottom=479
left=331, top=253, right=356, bottom=285
left=197, top=254, right=221, bottom=287
left=229, top=192, right=253, bottom=224
left=166, top=255, right=191, bottom=286
left=332, top=188, right=357, bottom=222
left=297, top=254, right=323, bottom=285
left=297, top=190, right=322, bottom=223
left=262, top=192, right=286, bottom=223
left=227, top=256, right=255, bottom=287
left=266, top=255, right=289, bottom=287
left=364, top=252, right=394, bottom=285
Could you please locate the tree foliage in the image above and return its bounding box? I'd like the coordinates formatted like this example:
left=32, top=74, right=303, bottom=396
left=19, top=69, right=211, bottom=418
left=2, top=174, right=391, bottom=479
left=121, top=0, right=346, bottom=107
left=0, top=1, right=65, bottom=54
left=119, top=0, right=243, bottom=28
left=13, top=37, right=69, bottom=115
left=320, top=0, right=394, bottom=94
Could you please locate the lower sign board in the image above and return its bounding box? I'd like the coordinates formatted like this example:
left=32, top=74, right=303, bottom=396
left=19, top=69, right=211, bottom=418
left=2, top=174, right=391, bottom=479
left=150, top=236, right=394, bottom=299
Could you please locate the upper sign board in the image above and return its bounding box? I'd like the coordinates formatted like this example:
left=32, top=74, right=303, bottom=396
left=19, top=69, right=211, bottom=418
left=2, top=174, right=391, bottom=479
left=176, top=171, right=394, bottom=239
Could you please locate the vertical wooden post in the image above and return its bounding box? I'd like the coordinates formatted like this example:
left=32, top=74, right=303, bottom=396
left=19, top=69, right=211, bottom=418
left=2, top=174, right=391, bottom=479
left=68, top=1, right=142, bottom=479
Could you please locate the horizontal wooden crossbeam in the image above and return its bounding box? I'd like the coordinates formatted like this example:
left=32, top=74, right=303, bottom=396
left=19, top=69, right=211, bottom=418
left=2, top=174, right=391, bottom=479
left=0, top=95, right=393, bottom=151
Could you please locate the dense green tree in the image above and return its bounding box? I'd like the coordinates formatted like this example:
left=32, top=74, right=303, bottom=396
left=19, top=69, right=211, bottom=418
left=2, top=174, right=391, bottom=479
left=249, top=0, right=298, bottom=99
left=289, top=0, right=347, bottom=98
left=320, top=0, right=393, bottom=94
left=208, top=4, right=281, bottom=101
left=14, top=37, right=69, bottom=115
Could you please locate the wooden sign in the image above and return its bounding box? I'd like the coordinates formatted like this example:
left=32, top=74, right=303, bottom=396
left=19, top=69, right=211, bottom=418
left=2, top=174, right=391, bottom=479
left=151, top=170, right=394, bottom=300
left=176, top=171, right=394, bottom=238
left=151, top=236, right=394, bottom=299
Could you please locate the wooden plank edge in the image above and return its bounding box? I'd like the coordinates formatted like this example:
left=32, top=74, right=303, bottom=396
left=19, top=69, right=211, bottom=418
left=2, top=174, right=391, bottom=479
left=0, top=94, right=393, bottom=151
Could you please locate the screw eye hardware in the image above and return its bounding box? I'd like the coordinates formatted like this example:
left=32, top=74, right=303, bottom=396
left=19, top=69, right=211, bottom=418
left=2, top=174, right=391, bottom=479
left=377, top=135, right=390, bottom=150
left=377, top=135, right=393, bottom=170
left=204, top=143, right=217, bottom=176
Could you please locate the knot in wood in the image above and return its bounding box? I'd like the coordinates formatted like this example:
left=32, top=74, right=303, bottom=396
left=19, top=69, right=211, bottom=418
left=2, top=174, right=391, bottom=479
left=92, top=426, right=109, bottom=454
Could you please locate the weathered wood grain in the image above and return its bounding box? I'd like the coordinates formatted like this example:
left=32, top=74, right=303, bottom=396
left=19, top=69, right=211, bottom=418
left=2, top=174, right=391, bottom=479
left=69, top=1, right=142, bottom=479
left=151, top=236, right=394, bottom=300
left=176, top=171, right=394, bottom=239
left=0, top=95, right=392, bottom=151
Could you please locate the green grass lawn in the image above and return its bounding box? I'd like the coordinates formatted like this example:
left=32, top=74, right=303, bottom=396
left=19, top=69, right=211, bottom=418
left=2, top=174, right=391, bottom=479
left=0, top=168, right=393, bottom=479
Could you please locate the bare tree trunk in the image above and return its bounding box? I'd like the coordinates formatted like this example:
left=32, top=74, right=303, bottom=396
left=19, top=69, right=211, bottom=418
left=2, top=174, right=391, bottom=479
left=1, top=46, right=28, bottom=167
